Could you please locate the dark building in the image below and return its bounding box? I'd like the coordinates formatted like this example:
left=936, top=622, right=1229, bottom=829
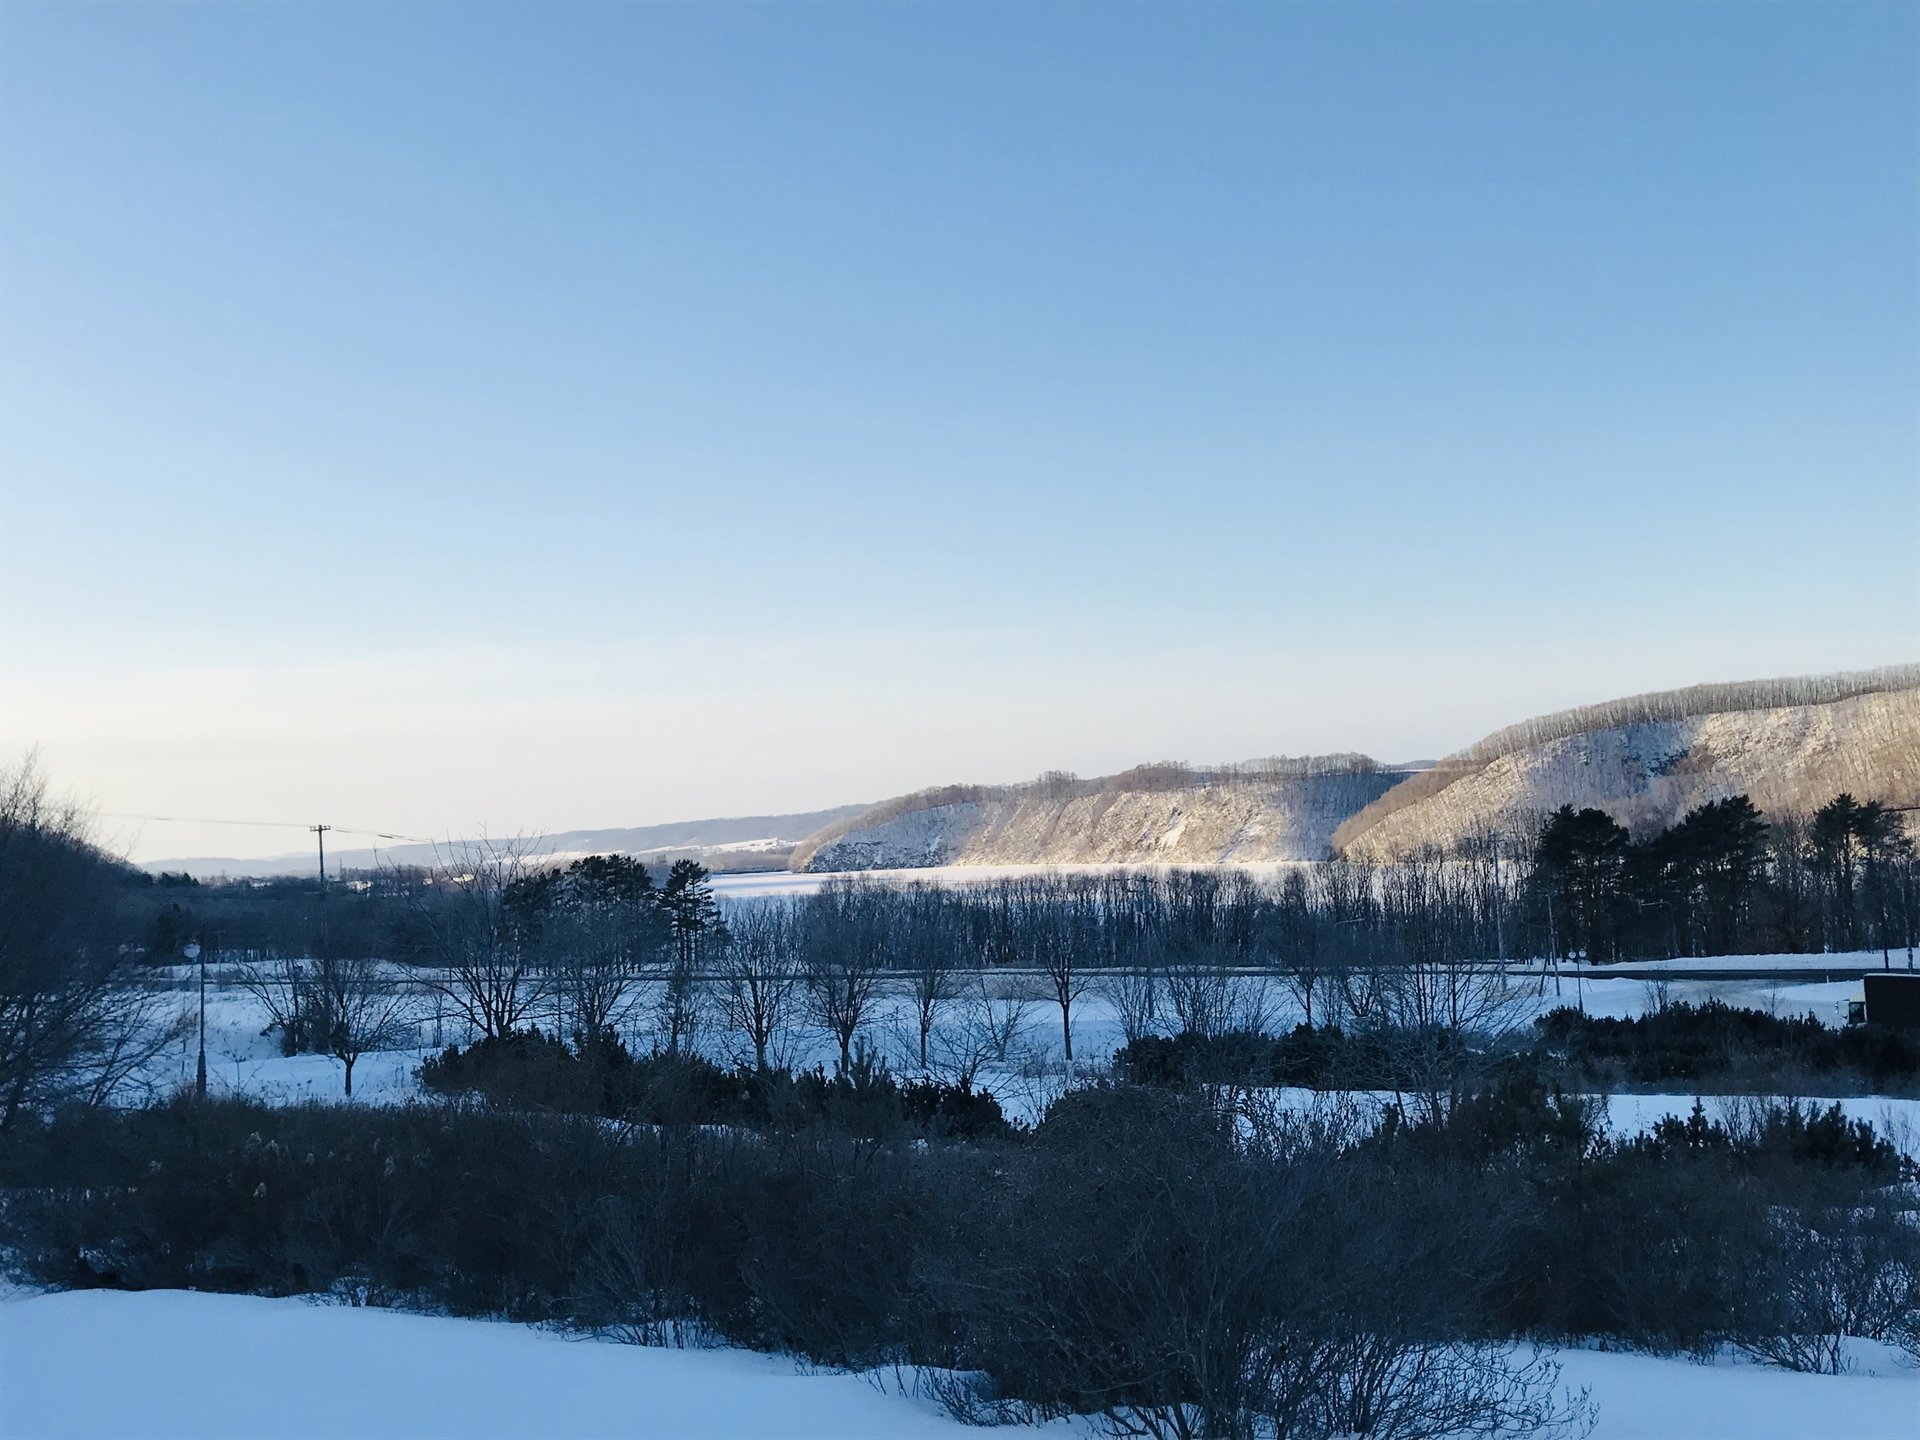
left=1860, top=973, right=1920, bottom=1030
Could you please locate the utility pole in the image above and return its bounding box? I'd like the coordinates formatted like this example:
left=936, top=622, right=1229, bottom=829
left=185, top=940, right=205, bottom=1099
left=1489, top=831, right=1506, bottom=962
left=311, top=824, right=333, bottom=889
left=308, top=825, right=333, bottom=1026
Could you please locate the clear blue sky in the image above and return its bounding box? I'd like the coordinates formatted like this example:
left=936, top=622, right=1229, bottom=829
left=2, top=1, right=1915, bottom=860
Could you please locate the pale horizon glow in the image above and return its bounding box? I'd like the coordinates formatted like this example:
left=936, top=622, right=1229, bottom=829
left=2, top=2, right=1916, bottom=862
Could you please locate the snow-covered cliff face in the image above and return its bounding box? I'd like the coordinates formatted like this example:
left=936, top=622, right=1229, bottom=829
left=1338, top=687, right=1920, bottom=858
left=796, top=771, right=1402, bottom=871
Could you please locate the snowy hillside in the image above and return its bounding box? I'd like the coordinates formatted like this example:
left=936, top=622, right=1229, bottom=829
left=794, top=764, right=1401, bottom=871
left=1337, top=671, right=1920, bottom=858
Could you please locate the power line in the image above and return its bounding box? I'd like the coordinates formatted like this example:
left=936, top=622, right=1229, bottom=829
left=98, top=812, right=432, bottom=845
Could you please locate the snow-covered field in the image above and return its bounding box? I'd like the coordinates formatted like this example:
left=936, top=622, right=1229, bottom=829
left=2, top=1289, right=1914, bottom=1440
left=125, top=970, right=1920, bottom=1149
left=133, top=989, right=440, bottom=1108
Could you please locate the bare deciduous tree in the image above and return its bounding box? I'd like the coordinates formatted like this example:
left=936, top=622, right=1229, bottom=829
left=715, top=900, right=802, bottom=1072
left=803, top=879, right=887, bottom=1075
left=899, top=882, right=962, bottom=1071
left=1102, top=954, right=1160, bottom=1044
left=938, top=970, right=1031, bottom=1087
left=405, top=837, right=553, bottom=1042
left=243, top=950, right=413, bottom=1096
left=984, top=874, right=1096, bottom=1062
left=1273, top=866, right=1328, bottom=1026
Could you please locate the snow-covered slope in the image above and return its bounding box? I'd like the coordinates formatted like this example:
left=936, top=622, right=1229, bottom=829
left=796, top=767, right=1401, bottom=871
left=1338, top=678, right=1920, bottom=858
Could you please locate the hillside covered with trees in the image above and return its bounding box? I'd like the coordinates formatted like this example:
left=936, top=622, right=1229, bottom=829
left=1335, top=666, right=1919, bottom=859
left=790, top=667, right=1918, bottom=873
left=792, top=757, right=1402, bottom=870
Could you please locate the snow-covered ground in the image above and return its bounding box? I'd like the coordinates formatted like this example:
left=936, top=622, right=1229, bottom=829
left=134, top=988, right=444, bottom=1108
left=1526, top=974, right=1872, bottom=1027
left=0, top=1289, right=1080, bottom=1439
left=1, top=1289, right=1914, bottom=1440
left=1576, top=953, right=1917, bottom=974
left=127, top=971, right=1920, bottom=1145
left=1551, top=1340, right=1918, bottom=1440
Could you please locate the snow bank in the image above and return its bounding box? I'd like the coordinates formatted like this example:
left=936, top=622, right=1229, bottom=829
left=2, top=1290, right=1914, bottom=1440
left=0, top=1290, right=1079, bottom=1440
left=1553, top=1341, right=1917, bottom=1440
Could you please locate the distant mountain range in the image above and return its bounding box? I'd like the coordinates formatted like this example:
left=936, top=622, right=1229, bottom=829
left=143, top=805, right=871, bottom=879
left=151, top=665, right=1919, bottom=878
left=793, top=664, right=1920, bottom=869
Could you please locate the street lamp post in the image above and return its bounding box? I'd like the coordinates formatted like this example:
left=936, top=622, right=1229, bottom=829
left=185, top=941, right=205, bottom=1099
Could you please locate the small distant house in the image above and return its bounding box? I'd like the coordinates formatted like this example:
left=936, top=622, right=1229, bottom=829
left=1852, top=973, right=1920, bottom=1030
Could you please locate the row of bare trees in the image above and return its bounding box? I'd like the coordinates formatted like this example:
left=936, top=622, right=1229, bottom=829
left=222, top=850, right=1037, bottom=1095
left=233, top=844, right=727, bottom=1093
left=353, top=856, right=1530, bottom=1091
left=682, top=866, right=1526, bottom=1104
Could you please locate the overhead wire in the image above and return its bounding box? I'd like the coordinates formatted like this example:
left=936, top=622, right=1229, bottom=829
left=97, top=812, right=433, bottom=844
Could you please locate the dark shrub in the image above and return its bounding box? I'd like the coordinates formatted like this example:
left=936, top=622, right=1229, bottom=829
left=899, top=1076, right=1009, bottom=1139
left=3, top=1080, right=1906, bottom=1415
left=1537, top=1002, right=1920, bottom=1090
left=1113, top=1029, right=1281, bottom=1086
left=420, top=1028, right=589, bottom=1110
left=417, top=1031, right=1008, bottom=1139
